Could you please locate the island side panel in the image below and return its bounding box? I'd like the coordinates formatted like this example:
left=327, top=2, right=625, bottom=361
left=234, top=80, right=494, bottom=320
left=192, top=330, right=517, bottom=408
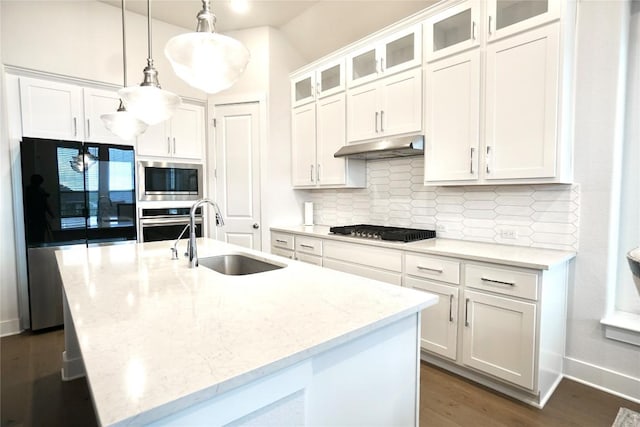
left=61, top=289, right=86, bottom=381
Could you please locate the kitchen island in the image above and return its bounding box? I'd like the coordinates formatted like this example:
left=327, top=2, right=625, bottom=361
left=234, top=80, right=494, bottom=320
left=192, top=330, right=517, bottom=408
left=56, top=238, right=437, bottom=426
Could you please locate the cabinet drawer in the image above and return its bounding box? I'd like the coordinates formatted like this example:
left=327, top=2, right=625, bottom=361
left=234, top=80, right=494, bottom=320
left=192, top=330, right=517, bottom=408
left=324, top=241, right=402, bottom=272
left=297, top=252, right=323, bottom=266
left=272, top=232, right=295, bottom=250
left=323, top=258, right=402, bottom=286
left=271, top=247, right=294, bottom=260
left=405, top=253, right=460, bottom=284
left=465, top=263, right=538, bottom=300
left=295, top=236, right=323, bottom=256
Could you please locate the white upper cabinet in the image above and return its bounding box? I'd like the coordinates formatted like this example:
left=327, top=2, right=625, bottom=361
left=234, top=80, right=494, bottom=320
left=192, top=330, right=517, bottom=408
left=19, top=76, right=137, bottom=145
left=82, top=88, right=127, bottom=144
left=20, top=77, right=84, bottom=141
left=347, top=67, right=422, bottom=143
left=347, top=24, right=422, bottom=88
left=291, top=59, right=345, bottom=108
left=484, top=23, right=559, bottom=180
left=487, top=0, right=560, bottom=42
left=424, top=49, right=480, bottom=182
left=137, top=103, right=204, bottom=160
left=292, top=93, right=365, bottom=189
left=425, top=1, right=481, bottom=62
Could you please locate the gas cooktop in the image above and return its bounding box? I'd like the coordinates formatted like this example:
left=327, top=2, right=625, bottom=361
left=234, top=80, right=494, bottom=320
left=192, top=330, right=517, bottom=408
left=329, top=224, right=436, bottom=243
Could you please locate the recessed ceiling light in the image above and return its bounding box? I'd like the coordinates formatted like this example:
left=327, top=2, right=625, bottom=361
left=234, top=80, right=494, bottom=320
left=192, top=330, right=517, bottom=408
left=230, top=0, right=250, bottom=14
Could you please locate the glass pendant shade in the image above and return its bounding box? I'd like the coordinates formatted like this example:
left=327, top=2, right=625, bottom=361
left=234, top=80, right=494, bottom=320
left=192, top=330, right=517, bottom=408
left=101, top=102, right=148, bottom=140
left=165, top=0, right=250, bottom=94
left=165, top=32, right=250, bottom=94
left=119, top=84, right=181, bottom=125
left=70, top=150, right=98, bottom=173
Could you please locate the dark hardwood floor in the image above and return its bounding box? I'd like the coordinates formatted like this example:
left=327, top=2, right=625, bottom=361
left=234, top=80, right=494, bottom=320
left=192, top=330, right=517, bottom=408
left=2, top=329, right=639, bottom=426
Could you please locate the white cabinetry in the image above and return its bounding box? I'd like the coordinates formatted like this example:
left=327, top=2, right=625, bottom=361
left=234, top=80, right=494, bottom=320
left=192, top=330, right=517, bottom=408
left=270, top=232, right=323, bottom=266
left=19, top=76, right=130, bottom=144
left=347, top=67, right=422, bottom=143
left=292, top=92, right=365, bottom=188
left=347, top=24, right=422, bottom=88
left=136, top=103, right=204, bottom=160
left=424, top=0, right=573, bottom=185
left=323, top=240, right=402, bottom=286
left=291, top=59, right=345, bottom=107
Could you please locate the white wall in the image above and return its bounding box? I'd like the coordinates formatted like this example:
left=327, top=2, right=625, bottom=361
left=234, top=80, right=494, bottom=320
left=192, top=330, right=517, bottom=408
left=1, top=0, right=204, bottom=100
left=208, top=26, right=309, bottom=251
left=561, top=0, right=640, bottom=401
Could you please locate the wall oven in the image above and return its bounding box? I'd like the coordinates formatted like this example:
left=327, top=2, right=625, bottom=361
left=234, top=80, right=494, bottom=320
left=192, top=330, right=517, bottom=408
left=138, top=161, right=203, bottom=201
left=138, top=207, right=203, bottom=243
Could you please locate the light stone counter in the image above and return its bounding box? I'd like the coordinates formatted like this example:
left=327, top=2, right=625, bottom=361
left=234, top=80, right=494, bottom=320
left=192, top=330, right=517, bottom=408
left=271, top=225, right=576, bottom=270
left=56, top=238, right=436, bottom=426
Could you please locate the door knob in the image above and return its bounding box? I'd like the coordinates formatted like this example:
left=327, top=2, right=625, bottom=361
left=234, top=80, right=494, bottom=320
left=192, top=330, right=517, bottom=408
left=252, top=223, right=260, bottom=229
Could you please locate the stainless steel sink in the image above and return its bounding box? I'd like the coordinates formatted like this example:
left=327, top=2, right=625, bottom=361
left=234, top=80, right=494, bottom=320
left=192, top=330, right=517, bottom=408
left=198, top=253, right=285, bottom=275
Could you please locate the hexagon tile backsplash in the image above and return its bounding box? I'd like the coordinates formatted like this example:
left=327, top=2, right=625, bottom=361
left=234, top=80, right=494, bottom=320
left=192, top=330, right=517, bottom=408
left=308, top=157, right=580, bottom=251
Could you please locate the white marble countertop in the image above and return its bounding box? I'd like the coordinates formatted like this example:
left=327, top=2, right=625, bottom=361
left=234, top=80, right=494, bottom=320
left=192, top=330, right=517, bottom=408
left=271, top=225, right=576, bottom=270
left=56, top=239, right=436, bottom=426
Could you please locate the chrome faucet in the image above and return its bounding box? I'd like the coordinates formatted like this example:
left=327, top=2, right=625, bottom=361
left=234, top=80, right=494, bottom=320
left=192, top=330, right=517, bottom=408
left=188, top=198, right=225, bottom=268
left=170, top=223, right=191, bottom=260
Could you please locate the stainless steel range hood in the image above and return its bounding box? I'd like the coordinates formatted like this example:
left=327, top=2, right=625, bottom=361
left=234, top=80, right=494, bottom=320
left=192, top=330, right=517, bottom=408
left=334, top=135, right=424, bottom=160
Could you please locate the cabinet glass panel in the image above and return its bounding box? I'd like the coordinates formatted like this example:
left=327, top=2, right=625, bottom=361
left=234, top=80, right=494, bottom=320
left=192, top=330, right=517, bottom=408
left=386, top=33, right=415, bottom=68
left=496, top=0, right=548, bottom=30
left=433, top=9, right=472, bottom=52
left=320, top=65, right=341, bottom=92
left=352, top=50, right=377, bottom=80
left=295, top=77, right=313, bottom=102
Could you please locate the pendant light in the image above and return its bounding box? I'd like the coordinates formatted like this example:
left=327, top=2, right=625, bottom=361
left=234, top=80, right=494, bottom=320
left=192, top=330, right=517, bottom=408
left=101, top=0, right=148, bottom=140
left=118, top=0, right=181, bottom=125
left=164, top=0, right=250, bottom=94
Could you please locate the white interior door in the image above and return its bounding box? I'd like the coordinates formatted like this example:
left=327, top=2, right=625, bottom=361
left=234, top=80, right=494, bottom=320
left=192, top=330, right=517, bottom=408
left=214, top=102, right=261, bottom=250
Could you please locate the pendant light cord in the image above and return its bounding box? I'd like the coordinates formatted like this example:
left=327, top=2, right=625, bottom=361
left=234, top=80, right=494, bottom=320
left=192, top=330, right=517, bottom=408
left=122, top=0, right=127, bottom=87
left=147, top=0, right=153, bottom=61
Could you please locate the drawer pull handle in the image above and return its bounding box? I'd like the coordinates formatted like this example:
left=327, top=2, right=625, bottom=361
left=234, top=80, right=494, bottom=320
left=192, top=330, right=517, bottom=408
left=300, top=244, right=315, bottom=249
left=464, top=298, right=470, bottom=327
left=481, top=277, right=515, bottom=286
left=417, top=265, right=443, bottom=273
left=449, top=294, right=454, bottom=322
left=275, top=239, right=288, bottom=244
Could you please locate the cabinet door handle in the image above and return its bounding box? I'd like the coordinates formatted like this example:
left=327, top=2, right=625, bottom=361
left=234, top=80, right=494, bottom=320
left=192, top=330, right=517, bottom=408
left=481, top=277, right=516, bottom=286
left=486, top=145, right=491, bottom=174
left=465, top=298, right=470, bottom=327
left=87, top=119, right=91, bottom=139
left=167, top=137, right=171, bottom=154
left=380, top=110, right=384, bottom=132
left=317, top=164, right=320, bottom=182
left=300, top=244, right=315, bottom=249
left=416, top=265, right=443, bottom=273
left=472, top=21, right=477, bottom=40
left=470, top=147, right=475, bottom=174
left=375, top=111, right=379, bottom=133
left=173, top=137, right=176, bottom=154
left=73, top=117, right=77, bottom=137
left=310, top=164, right=314, bottom=182
left=449, top=294, right=454, bottom=322
left=488, top=16, right=493, bottom=35
left=380, top=57, right=385, bottom=72
left=316, top=82, right=320, bottom=96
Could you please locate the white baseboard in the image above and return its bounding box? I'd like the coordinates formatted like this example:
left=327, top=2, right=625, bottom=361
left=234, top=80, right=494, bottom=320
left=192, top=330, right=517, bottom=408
left=564, top=356, right=640, bottom=404
left=0, top=318, right=22, bottom=337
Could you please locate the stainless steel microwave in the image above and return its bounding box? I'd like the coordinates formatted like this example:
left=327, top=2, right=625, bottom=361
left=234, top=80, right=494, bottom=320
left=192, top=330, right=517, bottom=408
left=138, top=161, right=203, bottom=201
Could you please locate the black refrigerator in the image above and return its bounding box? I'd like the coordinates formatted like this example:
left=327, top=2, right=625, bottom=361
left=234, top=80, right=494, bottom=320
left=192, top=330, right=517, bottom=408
left=20, top=137, right=136, bottom=330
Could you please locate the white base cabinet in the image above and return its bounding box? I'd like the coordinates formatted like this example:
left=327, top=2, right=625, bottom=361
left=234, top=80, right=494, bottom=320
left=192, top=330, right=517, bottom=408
left=271, top=227, right=571, bottom=408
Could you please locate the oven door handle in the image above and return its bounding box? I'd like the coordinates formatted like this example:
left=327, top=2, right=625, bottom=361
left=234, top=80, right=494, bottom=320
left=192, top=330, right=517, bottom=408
left=140, top=217, right=202, bottom=227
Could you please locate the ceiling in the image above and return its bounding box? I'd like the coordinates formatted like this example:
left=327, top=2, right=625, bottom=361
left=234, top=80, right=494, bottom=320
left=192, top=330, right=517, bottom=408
left=98, top=0, right=436, bottom=62
left=98, top=0, right=321, bottom=33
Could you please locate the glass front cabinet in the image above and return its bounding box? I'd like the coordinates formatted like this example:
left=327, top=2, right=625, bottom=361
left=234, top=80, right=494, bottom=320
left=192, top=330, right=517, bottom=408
left=425, top=1, right=480, bottom=62
left=291, top=59, right=345, bottom=108
left=487, top=0, right=560, bottom=42
left=347, top=24, right=422, bottom=87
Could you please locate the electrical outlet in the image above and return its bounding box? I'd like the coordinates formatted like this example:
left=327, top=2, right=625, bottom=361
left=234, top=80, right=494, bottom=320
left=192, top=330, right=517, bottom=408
left=500, top=229, right=518, bottom=240
left=436, top=224, right=448, bottom=233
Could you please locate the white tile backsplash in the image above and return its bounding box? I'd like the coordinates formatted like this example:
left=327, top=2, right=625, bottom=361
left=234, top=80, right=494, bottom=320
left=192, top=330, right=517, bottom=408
left=308, top=157, right=580, bottom=251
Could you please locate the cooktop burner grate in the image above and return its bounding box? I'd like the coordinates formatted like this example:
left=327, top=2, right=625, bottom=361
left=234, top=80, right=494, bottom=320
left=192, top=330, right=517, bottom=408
left=329, top=224, right=436, bottom=242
